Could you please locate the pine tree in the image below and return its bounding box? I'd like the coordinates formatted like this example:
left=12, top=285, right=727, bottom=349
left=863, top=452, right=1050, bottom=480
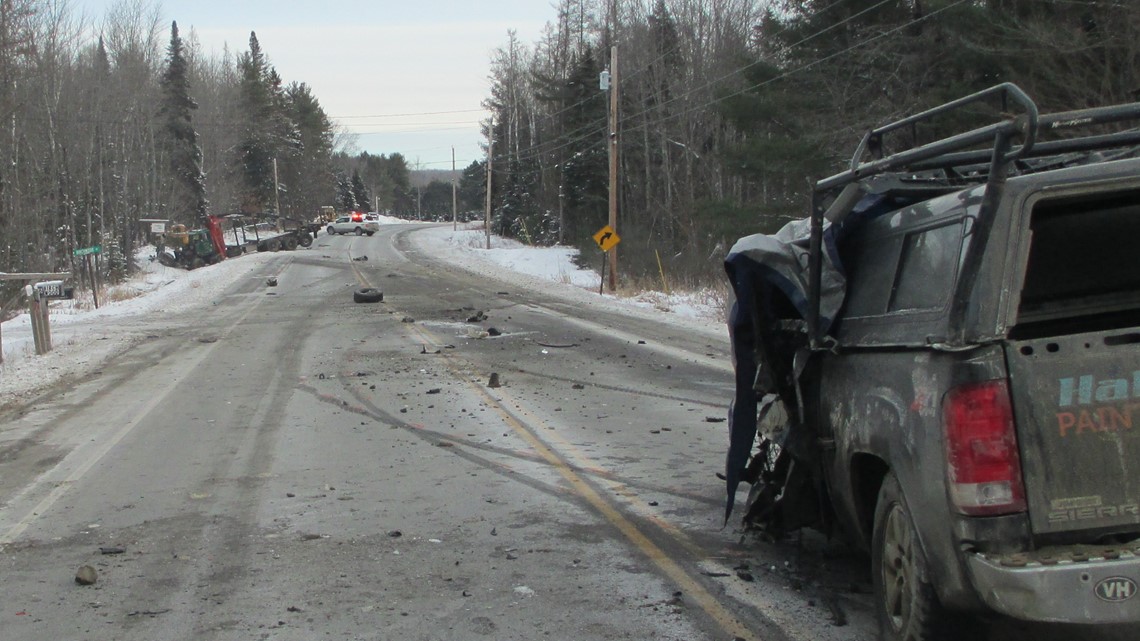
left=458, top=160, right=486, bottom=217
left=350, top=170, right=371, bottom=212
left=335, top=174, right=357, bottom=212
left=102, top=232, right=128, bottom=283
left=559, top=50, right=608, bottom=244
left=236, top=32, right=278, bottom=212
left=160, top=21, right=208, bottom=224
left=281, top=82, right=334, bottom=218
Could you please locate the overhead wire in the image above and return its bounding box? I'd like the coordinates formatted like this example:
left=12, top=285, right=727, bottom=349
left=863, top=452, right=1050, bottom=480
left=496, top=0, right=974, bottom=173
left=486, top=0, right=976, bottom=185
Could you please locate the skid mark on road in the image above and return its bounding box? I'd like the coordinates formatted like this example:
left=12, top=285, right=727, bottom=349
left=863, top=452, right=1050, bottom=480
left=403, top=322, right=761, bottom=641
left=0, top=297, right=270, bottom=547
left=296, top=374, right=722, bottom=509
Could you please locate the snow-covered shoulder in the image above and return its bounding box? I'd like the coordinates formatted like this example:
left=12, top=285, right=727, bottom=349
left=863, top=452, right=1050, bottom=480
left=405, top=224, right=727, bottom=338
left=1, top=248, right=277, bottom=407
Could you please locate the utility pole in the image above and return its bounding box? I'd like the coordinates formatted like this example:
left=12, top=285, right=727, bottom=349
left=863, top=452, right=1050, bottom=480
left=485, top=116, right=493, bottom=250
left=272, top=158, right=282, bottom=216
left=452, top=146, right=458, bottom=231
left=607, top=45, right=620, bottom=292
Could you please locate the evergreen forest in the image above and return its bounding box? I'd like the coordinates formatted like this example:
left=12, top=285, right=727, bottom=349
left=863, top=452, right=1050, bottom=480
left=478, top=0, right=1140, bottom=286
left=2, top=0, right=1138, bottom=306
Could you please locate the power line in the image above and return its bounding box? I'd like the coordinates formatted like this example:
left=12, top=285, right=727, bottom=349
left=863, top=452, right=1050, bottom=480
left=331, top=108, right=487, bottom=119
left=493, top=0, right=974, bottom=170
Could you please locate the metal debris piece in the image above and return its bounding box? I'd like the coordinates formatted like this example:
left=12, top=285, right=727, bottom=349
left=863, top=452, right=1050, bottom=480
left=488, top=373, right=501, bottom=388
left=99, top=546, right=126, bottom=555
left=266, top=277, right=278, bottom=287
left=127, top=609, right=171, bottom=617
left=535, top=340, right=578, bottom=348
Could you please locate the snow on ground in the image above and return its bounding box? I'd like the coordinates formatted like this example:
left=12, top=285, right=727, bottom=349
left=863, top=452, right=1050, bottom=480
left=1, top=221, right=726, bottom=407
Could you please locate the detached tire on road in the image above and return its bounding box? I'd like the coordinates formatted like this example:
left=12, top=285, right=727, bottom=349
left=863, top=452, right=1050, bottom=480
left=872, top=472, right=951, bottom=641
left=353, top=288, right=384, bottom=303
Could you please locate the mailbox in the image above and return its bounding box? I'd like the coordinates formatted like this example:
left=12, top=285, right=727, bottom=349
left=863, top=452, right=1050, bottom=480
left=34, top=280, right=74, bottom=300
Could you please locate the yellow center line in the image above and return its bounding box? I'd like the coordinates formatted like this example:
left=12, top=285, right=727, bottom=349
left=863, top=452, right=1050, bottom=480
left=407, top=322, right=757, bottom=641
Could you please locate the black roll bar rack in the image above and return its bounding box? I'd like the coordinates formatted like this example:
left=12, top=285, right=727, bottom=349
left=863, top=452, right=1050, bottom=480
left=804, top=83, right=1140, bottom=348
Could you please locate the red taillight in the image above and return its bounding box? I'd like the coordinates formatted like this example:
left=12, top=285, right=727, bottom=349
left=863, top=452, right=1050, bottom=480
left=943, top=380, right=1026, bottom=516
left=351, top=212, right=363, bottom=222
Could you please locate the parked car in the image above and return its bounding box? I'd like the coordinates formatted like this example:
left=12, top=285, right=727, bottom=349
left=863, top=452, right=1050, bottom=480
left=326, top=215, right=378, bottom=236
left=725, top=84, right=1140, bottom=640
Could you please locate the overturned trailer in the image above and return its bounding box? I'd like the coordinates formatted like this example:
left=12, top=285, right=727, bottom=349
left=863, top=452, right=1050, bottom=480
left=220, top=214, right=314, bottom=253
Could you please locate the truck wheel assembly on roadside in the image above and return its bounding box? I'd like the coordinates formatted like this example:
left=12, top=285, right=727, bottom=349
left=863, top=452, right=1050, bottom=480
left=353, top=288, right=383, bottom=303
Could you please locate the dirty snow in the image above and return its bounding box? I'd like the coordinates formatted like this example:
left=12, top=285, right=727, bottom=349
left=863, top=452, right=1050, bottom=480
left=1, top=222, right=726, bottom=407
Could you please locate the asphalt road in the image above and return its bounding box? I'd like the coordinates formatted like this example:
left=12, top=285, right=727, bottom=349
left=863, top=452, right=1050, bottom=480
left=0, top=225, right=1133, bottom=641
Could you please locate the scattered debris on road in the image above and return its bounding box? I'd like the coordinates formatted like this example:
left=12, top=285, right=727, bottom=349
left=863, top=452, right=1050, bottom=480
left=353, top=287, right=383, bottom=303
left=75, top=565, right=97, bottom=585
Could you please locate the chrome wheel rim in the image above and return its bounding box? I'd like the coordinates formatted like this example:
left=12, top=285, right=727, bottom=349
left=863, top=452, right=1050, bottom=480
left=881, top=503, right=914, bottom=633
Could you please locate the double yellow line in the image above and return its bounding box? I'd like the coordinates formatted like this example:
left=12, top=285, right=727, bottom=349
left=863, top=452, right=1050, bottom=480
left=407, top=322, right=756, bottom=641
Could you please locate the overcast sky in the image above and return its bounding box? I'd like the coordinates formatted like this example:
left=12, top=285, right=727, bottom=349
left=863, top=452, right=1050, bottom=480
left=78, top=1, right=551, bottom=169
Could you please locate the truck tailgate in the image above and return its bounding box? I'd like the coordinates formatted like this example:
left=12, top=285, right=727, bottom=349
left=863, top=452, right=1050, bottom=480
left=1005, top=330, right=1140, bottom=536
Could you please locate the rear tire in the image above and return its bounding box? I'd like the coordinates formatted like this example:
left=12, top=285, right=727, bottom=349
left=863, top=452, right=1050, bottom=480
left=284, top=236, right=299, bottom=250
left=354, top=226, right=363, bottom=236
left=873, top=473, right=948, bottom=641
left=327, top=225, right=336, bottom=235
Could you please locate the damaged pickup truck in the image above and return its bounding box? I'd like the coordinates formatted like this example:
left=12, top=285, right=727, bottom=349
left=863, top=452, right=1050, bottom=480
left=725, top=84, right=1140, bottom=640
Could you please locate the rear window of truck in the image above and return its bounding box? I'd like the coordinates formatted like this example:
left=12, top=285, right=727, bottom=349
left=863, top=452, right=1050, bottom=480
left=1017, top=189, right=1140, bottom=326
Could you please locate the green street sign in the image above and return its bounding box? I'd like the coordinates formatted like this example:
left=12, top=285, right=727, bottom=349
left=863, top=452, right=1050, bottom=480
left=73, top=245, right=102, bottom=257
